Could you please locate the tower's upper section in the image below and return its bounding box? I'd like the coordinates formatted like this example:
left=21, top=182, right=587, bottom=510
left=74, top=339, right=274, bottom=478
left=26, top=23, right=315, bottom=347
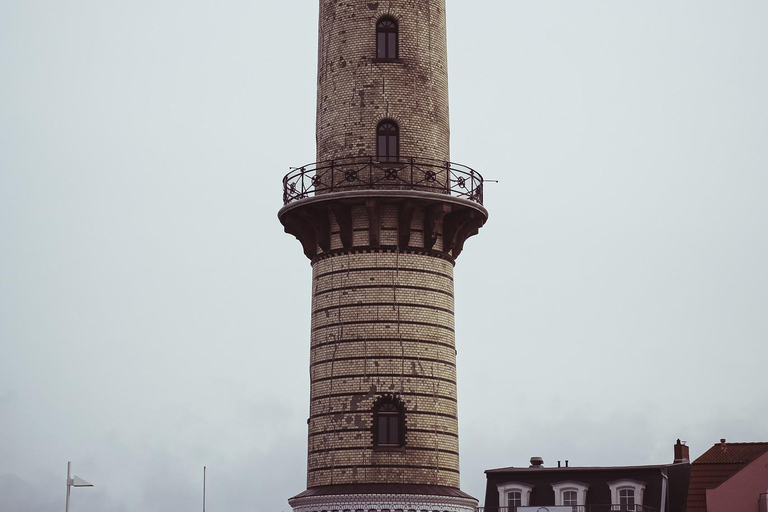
left=316, top=0, right=450, bottom=163
left=279, top=1, right=486, bottom=264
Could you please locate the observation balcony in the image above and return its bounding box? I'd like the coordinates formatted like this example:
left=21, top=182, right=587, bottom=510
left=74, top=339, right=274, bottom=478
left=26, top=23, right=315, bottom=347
left=282, top=156, right=484, bottom=206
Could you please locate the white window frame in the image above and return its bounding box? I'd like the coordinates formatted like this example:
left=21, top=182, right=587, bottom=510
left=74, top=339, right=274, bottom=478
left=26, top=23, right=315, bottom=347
left=552, top=481, right=589, bottom=507
left=496, top=482, right=534, bottom=509
left=607, top=479, right=646, bottom=510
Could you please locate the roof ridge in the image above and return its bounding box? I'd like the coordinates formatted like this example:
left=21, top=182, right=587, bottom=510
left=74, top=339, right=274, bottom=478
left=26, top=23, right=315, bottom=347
left=712, top=441, right=768, bottom=445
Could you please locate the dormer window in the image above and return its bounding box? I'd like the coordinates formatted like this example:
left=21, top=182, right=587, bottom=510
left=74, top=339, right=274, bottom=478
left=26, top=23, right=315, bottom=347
left=507, top=491, right=522, bottom=510
left=377, top=18, right=398, bottom=59
left=552, top=481, right=589, bottom=510
left=620, top=489, right=636, bottom=510
left=608, top=479, right=646, bottom=512
left=496, top=482, right=534, bottom=511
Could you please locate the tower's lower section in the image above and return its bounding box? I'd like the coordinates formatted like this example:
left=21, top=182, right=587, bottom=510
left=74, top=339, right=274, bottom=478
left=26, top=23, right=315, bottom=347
left=289, top=485, right=478, bottom=512
left=309, top=250, right=459, bottom=487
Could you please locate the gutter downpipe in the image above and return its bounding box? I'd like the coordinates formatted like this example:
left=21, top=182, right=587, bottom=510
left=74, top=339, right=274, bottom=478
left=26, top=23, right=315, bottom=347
left=660, top=467, right=668, bottom=512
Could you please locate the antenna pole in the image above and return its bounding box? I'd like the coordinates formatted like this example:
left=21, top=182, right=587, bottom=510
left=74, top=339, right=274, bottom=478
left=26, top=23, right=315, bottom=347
left=65, top=461, right=71, bottom=512
left=203, top=466, right=206, bottom=512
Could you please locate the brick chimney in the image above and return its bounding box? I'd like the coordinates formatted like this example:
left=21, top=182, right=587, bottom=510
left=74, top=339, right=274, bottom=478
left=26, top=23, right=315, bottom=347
left=674, top=439, right=690, bottom=463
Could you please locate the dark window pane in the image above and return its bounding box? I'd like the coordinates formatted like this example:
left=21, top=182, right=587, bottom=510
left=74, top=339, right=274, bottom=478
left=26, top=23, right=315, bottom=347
left=388, top=135, right=397, bottom=160
left=378, top=417, right=388, bottom=444
left=388, top=33, right=397, bottom=58
left=387, top=416, right=399, bottom=444
left=378, top=135, right=387, bottom=159
left=377, top=33, right=386, bottom=58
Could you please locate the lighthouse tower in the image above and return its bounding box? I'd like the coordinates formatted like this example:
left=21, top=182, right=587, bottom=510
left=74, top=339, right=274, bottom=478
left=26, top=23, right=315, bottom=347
left=279, top=2, right=488, bottom=512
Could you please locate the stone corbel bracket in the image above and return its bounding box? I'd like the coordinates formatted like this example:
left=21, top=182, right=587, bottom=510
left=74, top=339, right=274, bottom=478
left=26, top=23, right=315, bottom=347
left=278, top=190, right=488, bottom=264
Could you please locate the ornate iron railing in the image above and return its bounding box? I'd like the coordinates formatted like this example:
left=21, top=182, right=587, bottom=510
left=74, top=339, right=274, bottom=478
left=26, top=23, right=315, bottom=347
left=282, top=156, right=484, bottom=206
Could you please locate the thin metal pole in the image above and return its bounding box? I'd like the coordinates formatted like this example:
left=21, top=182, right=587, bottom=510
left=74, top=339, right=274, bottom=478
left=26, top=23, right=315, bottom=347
left=203, top=466, right=206, bottom=512
left=65, top=461, right=71, bottom=512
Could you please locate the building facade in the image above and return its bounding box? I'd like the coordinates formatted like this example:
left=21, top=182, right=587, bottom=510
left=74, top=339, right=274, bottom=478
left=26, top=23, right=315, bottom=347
left=686, top=439, right=768, bottom=512
left=481, top=441, right=691, bottom=512
left=279, top=2, right=488, bottom=512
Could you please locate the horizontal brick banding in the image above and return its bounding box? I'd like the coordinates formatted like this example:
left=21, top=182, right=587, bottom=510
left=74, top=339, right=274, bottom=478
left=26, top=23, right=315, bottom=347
left=313, top=302, right=454, bottom=317
left=313, top=266, right=453, bottom=282
left=313, top=248, right=455, bottom=265
left=309, top=446, right=460, bottom=456
left=311, top=319, right=455, bottom=334
left=310, top=372, right=456, bottom=386
left=310, top=357, right=456, bottom=370
left=311, top=336, right=456, bottom=351
left=310, top=415, right=458, bottom=436
left=313, top=284, right=453, bottom=299
left=308, top=465, right=461, bottom=475
left=307, top=427, right=459, bottom=439
left=310, top=409, right=458, bottom=421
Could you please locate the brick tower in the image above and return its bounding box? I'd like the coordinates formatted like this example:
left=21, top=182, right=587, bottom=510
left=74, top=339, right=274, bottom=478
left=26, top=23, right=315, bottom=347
left=279, top=2, right=487, bottom=511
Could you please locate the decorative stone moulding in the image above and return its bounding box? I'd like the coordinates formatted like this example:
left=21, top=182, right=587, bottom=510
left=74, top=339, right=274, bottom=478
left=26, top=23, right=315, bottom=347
left=278, top=190, right=487, bottom=263
left=288, top=493, right=478, bottom=512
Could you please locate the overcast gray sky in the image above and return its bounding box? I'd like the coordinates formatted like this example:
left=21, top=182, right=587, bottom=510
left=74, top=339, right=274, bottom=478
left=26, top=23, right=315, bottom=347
left=1, top=1, right=767, bottom=511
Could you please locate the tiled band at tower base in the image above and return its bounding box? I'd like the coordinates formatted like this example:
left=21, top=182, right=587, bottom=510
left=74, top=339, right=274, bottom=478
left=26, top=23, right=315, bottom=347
left=279, top=2, right=488, bottom=511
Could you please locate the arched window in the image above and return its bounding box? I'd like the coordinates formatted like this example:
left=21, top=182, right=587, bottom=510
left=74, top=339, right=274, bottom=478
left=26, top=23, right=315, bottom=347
left=552, top=481, right=589, bottom=509
left=377, top=121, right=399, bottom=162
left=609, top=479, right=645, bottom=512
left=496, top=483, right=533, bottom=510
left=377, top=18, right=398, bottom=59
left=373, top=396, right=405, bottom=447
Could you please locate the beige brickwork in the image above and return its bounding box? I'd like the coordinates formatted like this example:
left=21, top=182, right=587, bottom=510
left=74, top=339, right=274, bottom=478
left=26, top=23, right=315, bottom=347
left=279, top=0, right=488, bottom=503
left=316, top=0, right=450, bottom=163
left=307, top=251, right=460, bottom=487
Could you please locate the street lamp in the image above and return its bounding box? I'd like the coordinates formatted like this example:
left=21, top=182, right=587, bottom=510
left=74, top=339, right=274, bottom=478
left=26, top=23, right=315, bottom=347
left=65, top=461, right=93, bottom=512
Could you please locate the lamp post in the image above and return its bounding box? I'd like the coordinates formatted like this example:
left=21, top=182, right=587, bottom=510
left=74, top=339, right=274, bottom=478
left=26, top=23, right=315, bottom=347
left=64, top=461, right=93, bottom=512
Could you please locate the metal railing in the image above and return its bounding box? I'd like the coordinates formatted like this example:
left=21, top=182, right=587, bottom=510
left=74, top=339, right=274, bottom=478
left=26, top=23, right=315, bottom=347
left=282, top=156, right=484, bottom=206
left=476, top=506, right=656, bottom=512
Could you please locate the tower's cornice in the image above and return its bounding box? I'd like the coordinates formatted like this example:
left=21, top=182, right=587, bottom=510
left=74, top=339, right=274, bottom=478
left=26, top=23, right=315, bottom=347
left=278, top=188, right=487, bottom=263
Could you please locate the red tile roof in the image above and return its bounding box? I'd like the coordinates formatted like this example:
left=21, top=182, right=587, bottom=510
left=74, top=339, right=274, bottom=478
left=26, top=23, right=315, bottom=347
left=686, top=442, right=768, bottom=512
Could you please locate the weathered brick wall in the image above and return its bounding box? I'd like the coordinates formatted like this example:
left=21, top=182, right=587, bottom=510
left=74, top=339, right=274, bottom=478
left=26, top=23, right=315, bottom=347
left=285, top=0, right=483, bottom=495
left=316, top=0, right=450, bottom=163
left=308, top=248, right=460, bottom=488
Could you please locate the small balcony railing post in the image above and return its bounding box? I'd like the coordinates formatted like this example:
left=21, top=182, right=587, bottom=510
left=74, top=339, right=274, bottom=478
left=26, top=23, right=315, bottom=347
left=330, top=160, right=335, bottom=193
left=368, top=155, right=374, bottom=189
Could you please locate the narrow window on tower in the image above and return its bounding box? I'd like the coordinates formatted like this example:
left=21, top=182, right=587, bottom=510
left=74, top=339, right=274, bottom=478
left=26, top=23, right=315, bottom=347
left=377, top=17, right=398, bottom=59
left=373, top=397, right=405, bottom=448
left=377, top=120, right=399, bottom=162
